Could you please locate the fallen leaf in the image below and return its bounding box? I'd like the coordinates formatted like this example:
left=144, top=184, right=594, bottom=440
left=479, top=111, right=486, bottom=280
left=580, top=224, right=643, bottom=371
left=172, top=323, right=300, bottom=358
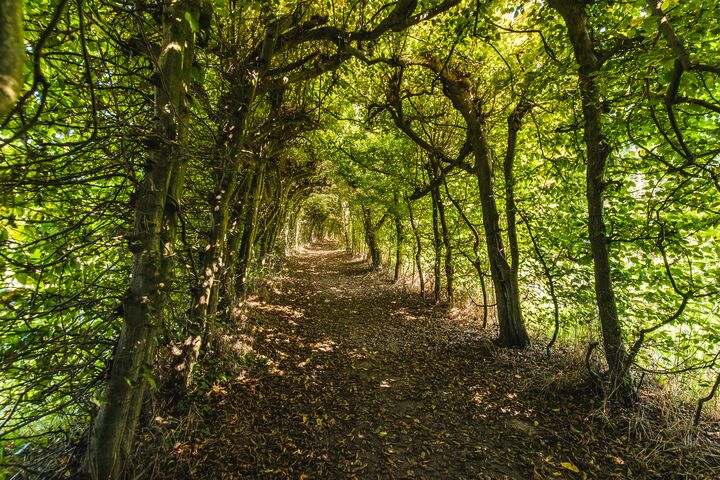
left=560, top=461, right=580, bottom=473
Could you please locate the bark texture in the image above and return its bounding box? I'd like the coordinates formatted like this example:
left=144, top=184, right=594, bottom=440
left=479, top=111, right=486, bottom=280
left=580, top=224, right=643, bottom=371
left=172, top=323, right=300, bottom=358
left=82, top=1, right=199, bottom=478
left=362, top=206, right=385, bottom=269
left=434, top=69, right=529, bottom=347
left=550, top=0, right=634, bottom=402
left=0, top=0, right=24, bottom=118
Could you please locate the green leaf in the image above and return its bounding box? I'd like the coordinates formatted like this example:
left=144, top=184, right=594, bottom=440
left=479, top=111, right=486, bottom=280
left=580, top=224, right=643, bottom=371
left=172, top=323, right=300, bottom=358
left=560, top=461, right=580, bottom=473
left=185, top=11, right=199, bottom=32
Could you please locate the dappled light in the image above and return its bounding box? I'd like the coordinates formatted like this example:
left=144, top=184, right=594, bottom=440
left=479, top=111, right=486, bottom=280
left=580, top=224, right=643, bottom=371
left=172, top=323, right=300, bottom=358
left=134, top=248, right=718, bottom=479
left=1, top=0, right=719, bottom=478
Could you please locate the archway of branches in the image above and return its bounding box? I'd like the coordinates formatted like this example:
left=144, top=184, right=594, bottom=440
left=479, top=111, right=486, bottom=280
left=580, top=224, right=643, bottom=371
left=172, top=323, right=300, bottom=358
left=1, top=1, right=719, bottom=478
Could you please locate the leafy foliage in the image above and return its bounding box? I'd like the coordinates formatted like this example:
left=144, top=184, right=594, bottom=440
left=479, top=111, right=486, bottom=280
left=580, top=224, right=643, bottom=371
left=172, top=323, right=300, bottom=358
left=0, top=0, right=718, bottom=477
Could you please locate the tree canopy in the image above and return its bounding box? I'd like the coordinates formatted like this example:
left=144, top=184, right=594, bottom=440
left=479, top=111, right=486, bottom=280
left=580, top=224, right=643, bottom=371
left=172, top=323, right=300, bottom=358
left=1, top=0, right=719, bottom=478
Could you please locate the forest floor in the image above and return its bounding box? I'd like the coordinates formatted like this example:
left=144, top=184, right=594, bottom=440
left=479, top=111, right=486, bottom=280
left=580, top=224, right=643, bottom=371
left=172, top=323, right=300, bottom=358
left=135, top=243, right=720, bottom=479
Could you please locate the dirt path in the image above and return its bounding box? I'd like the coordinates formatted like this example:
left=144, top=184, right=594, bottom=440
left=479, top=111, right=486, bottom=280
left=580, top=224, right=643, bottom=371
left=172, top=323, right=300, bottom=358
left=144, top=244, right=719, bottom=479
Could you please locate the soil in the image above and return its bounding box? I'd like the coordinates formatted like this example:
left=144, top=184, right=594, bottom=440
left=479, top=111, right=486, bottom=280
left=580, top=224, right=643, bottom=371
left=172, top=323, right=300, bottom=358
left=135, top=243, right=720, bottom=479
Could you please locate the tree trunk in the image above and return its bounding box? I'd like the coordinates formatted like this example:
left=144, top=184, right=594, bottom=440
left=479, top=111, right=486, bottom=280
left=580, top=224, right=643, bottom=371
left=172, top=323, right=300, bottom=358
left=173, top=17, right=283, bottom=391
left=407, top=197, right=425, bottom=300
left=550, top=0, right=634, bottom=402
left=177, top=175, right=233, bottom=389
left=436, top=178, right=454, bottom=305
left=342, top=202, right=352, bottom=252
left=236, top=163, right=266, bottom=296
left=504, top=101, right=530, bottom=281
left=223, top=172, right=254, bottom=312
left=361, top=206, right=383, bottom=269
left=430, top=187, right=443, bottom=303
left=257, top=178, right=292, bottom=262
left=393, top=195, right=404, bottom=282
left=472, top=127, right=527, bottom=346
left=82, top=2, right=198, bottom=478
left=444, top=181, right=490, bottom=327
left=0, top=0, right=23, bottom=118
left=429, top=65, right=529, bottom=347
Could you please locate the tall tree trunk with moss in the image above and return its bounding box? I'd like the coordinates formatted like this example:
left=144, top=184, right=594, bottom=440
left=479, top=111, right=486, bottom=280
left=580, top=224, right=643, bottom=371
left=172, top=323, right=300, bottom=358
left=82, top=1, right=199, bottom=478
left=430, top=185, right=443, bottom=303
left=0, top=0, right=23, bottom=119
left=223, top=171, right=253, bottom=313
left=414, top=60, right=529, bottom=346
left=407, top=197, right=425, bottom=300
left=256, top=175, right=290, bottom=264
left=265, top=181, right=296, bottom=257
left=361, top=206, right=385, bottom=269
left=236, top=162, right=266, bottom=296
left=174, top=17, right=282, bottom=391
left=393, top=194, right=404, bottom=282
left=550, top=0, right=634, bottom=403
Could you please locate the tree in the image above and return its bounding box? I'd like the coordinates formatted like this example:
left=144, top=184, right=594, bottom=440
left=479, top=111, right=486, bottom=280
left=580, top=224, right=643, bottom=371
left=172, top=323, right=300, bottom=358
left=1, top=1, right=719, bottom=477
left=383, top=59, right=530, bottom=346
left=81, top=1, right=203, bottom=477
left=0, top=0, right=23, bottom=118
left=548, top=0, right=633, bottom=402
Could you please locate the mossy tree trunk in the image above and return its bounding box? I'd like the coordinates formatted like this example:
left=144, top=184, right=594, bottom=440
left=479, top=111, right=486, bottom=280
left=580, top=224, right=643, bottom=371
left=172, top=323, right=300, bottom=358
left=550, top=0, right=635, bottom=403
left=430, top=67, right=529, bottom=347
left=361, top=206, right=387, bottom=269
left=82, top=1, right=200, bottom=478
left=392, top=193, right=404, bottom=282
left=0, top=0, right=23, bottom=118
left=174, top=16, right=283, bottom=391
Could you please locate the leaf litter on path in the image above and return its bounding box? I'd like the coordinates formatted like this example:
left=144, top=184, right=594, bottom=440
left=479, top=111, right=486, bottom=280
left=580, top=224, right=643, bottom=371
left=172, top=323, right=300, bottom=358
left=136, top=244, right=720, bottom=479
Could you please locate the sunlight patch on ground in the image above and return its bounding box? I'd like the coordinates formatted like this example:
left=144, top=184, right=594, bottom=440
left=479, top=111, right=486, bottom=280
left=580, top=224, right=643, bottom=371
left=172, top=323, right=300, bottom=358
left=222, top=333, right=254, bottom=355
left=310, top=340, right=336, bottom=352
left=392, top=307, right=418, bottom=321
left=346, top=347, right=379, bottom=360
left=293, top=243, right=343, bottom=256
left=471, top=387, right=489, bottom=404
left=250, top=302, right=305, bottom=318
